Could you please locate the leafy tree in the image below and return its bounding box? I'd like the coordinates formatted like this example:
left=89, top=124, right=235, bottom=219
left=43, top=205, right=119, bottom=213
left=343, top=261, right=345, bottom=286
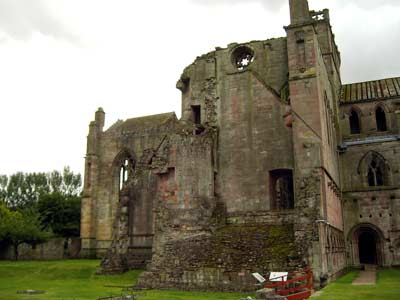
left=62, top=166, right=82, bottom=196
left=0, top=167, right=82, bottom=241
left=0, top=200, right=13, bottom=241
left=0, top=167, right=81, bottom=209
left=0, top=175, right=7, bottom=201
left=0, top=203, right=51, bottom=260
left=48, top=167, right=81, bottom=196
left=38, top=193, right=81, bottom=237
left=1, top=172, right=49, bottom=209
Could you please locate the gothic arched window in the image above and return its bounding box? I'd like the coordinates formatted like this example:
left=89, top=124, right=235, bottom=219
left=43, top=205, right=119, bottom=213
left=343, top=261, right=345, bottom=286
left=358, top=151, right=390, bottom=186
left=349, top=109, right=361, bottom=134
left=358, top=151, right=390, bottom=188
left=375, top=107, right=387, bottom=132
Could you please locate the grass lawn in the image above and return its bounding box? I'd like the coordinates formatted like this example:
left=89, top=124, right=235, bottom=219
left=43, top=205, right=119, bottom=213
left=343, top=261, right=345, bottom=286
left=311, top=269, right=400, bottom=300
left=0, top=260, right=246, bottom=300
left=2, top=260, right=400, bottom=300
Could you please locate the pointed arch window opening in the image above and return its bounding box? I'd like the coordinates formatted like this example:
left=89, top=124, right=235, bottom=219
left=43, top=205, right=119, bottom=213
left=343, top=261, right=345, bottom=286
left=349, top=109, right=361, bottom=134
left=376, top=107, right=387, bottom=132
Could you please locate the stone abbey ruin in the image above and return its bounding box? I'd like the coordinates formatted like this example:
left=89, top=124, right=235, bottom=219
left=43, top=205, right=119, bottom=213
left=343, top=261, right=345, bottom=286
left=80, top=0, right=400, bottom=291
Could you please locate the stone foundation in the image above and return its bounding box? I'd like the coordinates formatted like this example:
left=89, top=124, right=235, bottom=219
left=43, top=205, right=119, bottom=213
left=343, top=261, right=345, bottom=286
left=137, top=224, right=301, bottom=291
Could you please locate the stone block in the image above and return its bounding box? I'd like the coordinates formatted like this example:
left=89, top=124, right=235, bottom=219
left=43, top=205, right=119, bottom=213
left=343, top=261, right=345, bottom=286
left=255, top=288, right=275, bottom=299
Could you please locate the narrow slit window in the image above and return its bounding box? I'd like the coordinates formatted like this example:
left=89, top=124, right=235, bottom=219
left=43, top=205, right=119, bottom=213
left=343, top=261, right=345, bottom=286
left=87, top=162, right=92, bottom=188
left=376, top=107, right=387, bottom=132
left=191, top=105, right=201, bottom=125
left=349, top=110, right=361, bottom=134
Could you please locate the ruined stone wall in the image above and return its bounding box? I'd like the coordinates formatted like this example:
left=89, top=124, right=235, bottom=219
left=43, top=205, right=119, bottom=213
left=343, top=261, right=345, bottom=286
left=138, top=224, right=298, bottom=292
left=177, top=38, right=294, bottom=215
left=81, top=111, right=177, bottom=258
left=0, top=238, right=81, bottom=260
left=139, top=131, right=221, bottom=288
left=216, top=40, right=293, bottom=214
left=150, top=131, right=215, bottom=246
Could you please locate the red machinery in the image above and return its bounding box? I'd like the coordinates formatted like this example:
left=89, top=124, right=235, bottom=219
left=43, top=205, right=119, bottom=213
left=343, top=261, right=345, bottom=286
left=264, top=268, right=313, bottom=300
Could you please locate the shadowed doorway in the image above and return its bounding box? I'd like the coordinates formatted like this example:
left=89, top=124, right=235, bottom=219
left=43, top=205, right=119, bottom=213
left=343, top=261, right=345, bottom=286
left=358, top=231, right=377, bottom=265
left=350, top=224, right=384, bottom=267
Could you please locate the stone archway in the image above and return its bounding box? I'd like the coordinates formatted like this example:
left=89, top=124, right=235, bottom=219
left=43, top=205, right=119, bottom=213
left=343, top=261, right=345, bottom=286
left=349, top=224, right=385, bottom=267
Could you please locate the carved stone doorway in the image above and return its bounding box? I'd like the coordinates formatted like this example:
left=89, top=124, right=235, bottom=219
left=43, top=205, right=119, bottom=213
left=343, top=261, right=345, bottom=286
left=349, top=223, right=384, bottom=267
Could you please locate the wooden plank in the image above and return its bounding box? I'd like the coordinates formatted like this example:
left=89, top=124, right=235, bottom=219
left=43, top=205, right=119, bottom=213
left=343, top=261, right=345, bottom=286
left=386, top=79, right=396, bottom=97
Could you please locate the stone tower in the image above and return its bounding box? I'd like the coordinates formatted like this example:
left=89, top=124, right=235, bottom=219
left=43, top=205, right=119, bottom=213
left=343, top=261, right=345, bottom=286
left=285, top=0, right=344, bottom=279
left=289, top=0, right=310, bottom=24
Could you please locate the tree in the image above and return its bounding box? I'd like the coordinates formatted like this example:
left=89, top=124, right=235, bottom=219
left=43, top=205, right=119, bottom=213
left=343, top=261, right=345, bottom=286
left=0, top=167, right=81, bottom=209
left=0, top=167, right=82, bottom=242
left=48, top=167, right=81, bottom=196
left=62, top=166, right=82, bottom=196
left=38, top=193, right=81, bottom=237
left=0, top=203, right=51, bottom=260
left=0, top=175, right=7, bottom=201
left=1, top=172, right=49, bottom=209
left=0, top=200, right=13, bottom=241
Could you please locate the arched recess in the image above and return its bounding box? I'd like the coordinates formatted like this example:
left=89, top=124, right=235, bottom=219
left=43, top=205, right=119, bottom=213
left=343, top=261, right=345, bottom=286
left=110, top=149, right=137, bottom=238
left=348, top=223, right=385, bottom=266
left=269, top=169, right=294, bottom=210
left=357, top=151, right=391, bottom=187
left=349, top=106, right=361, bottom=134
left=375, top=104, right=388, bottom=132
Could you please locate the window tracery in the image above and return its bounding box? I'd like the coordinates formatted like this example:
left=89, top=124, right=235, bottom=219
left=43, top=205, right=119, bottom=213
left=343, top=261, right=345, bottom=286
left=358, top=151, right=390, bottom=187
left=118, top=158, right=134, bottom=191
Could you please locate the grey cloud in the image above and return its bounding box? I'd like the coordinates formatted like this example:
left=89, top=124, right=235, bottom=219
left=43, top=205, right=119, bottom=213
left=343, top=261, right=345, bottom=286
left=0, top=0, right=79, bottom=43
left=191, top=0, right=400, bottom=10
left=190, top=0, right=285, bottom=10
left=337, top=17, right=400, bottom=83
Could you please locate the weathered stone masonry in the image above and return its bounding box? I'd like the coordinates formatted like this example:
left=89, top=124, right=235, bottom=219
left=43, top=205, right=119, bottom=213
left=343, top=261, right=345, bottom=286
left=81, top=0, right=400, bottom=291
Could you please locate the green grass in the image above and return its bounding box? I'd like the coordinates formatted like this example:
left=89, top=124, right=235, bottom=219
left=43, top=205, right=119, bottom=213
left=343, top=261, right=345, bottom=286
left=0, top=260, right=245, bottom=300
left=2, top=261, right=400, bottom=300
left=311, top=269, right=400, bottom=300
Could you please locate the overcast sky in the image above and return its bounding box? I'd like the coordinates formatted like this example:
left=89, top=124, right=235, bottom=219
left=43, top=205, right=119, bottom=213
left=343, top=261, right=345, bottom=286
left=0, top=0, right=399, bottom=176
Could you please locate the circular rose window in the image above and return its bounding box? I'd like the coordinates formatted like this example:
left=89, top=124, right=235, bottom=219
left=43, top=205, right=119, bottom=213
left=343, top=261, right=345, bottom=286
left=232, top=46, right=254, bottom=71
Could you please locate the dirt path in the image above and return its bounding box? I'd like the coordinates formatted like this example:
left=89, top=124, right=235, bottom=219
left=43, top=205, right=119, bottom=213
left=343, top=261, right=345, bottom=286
left=352, top=266, right=377, bottom=285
